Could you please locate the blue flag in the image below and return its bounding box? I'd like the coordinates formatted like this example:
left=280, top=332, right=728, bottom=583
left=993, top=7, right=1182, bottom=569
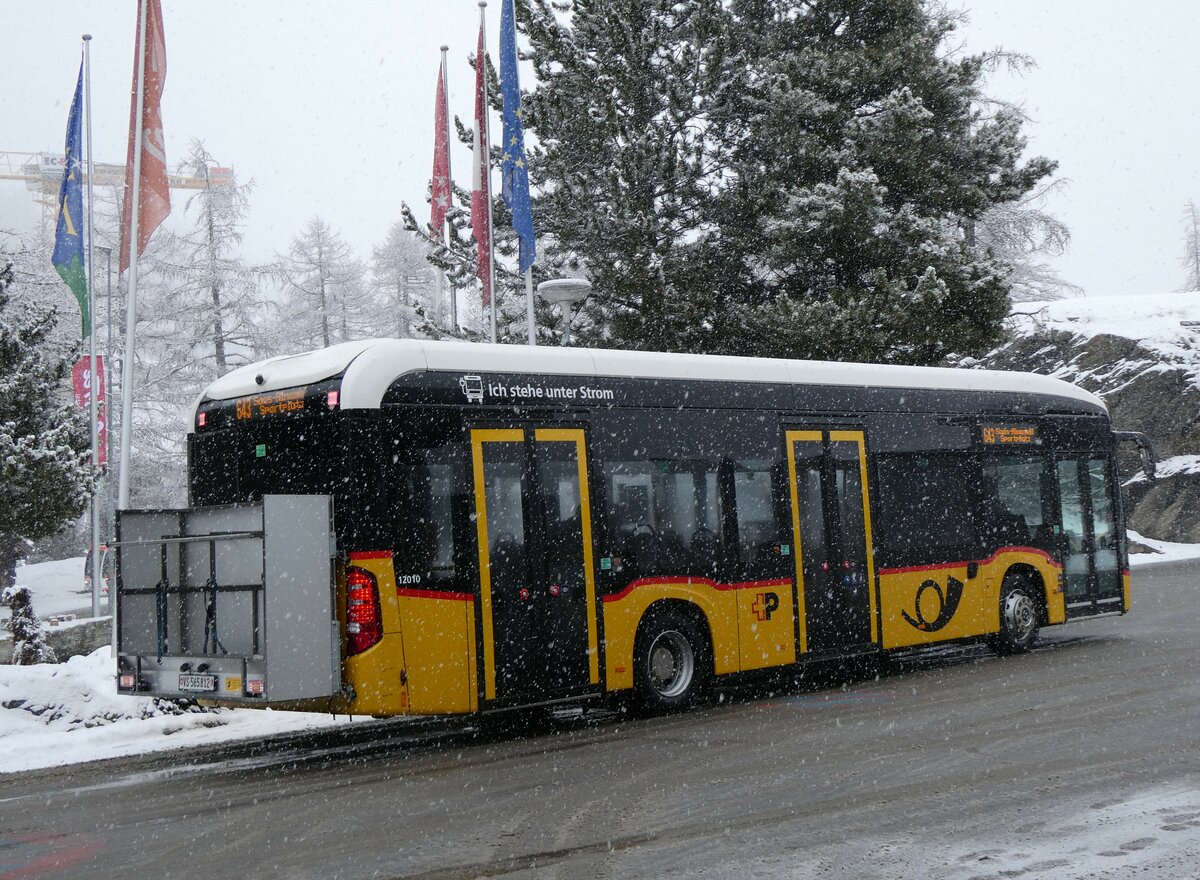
left=499, top=0, right=536, bottom=273
left=52, top=60, right=88, bottom=337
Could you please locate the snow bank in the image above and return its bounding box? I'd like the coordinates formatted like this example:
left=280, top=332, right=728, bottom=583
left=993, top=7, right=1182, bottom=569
left=1128, top=530, right=1200, bottom=566
left=0, top=648, right=357, bottom=774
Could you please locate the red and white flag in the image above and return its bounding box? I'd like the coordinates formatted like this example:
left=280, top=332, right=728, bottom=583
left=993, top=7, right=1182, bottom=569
left=72, top=356, right=107, bottom=466
left=431, top=54, right=452, bottom=240
left=119, top=0, right=170, bottom=275
left=470, top=18, right=493, bottom=307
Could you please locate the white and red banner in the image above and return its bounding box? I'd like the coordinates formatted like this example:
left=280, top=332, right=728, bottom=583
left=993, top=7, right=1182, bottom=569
left=72, top=356, right=107, bottom=466
left=470, top=17, right=493, bottom=307
left=431, top=54, right=452, bottom=240
left=119, top=0, right=170, bottom=275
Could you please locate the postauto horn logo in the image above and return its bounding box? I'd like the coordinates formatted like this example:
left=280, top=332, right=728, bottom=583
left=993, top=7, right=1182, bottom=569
left=901, top=575, right=965, bottom=632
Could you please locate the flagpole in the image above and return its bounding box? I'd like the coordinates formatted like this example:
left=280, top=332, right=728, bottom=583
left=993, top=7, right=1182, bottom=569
left=525, top=270, right=535, bottom=345
left=82, top=34, right=103, bottom=620
left=118, top=0, right=150, bottom=511
left=441, top=45, right=458, bottom=336
left=499, top=0, right=535, bottom=346
left=480, top=2, right=497, bottom=345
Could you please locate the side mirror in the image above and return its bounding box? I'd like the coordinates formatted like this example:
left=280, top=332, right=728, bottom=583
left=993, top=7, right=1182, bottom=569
left=1114, top=431, right=1156, bottom=481
left=1140, top=446, right=1155, bottom=480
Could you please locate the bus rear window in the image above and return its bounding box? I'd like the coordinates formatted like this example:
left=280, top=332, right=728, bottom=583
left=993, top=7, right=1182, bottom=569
left=189, top=418, right=344, bottom=505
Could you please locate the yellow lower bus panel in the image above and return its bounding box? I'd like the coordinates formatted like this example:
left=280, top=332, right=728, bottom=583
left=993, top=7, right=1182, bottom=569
left=879, top=548, right=1065, bottom=650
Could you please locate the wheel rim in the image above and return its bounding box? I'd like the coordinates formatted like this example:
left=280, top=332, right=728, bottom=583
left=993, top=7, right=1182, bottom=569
left=1003, top=590, right=1037, bottom=644
left=646, top=629, right=694, bottom=698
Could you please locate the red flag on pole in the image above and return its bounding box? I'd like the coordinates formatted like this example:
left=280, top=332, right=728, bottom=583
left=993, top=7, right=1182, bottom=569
left=431, top=54, right=452, bottom=240
left=72, top=356, right=107, bottom=466
left=470, top=18, right=493, bottom=308
left=119, top=0, right=170, bottom=275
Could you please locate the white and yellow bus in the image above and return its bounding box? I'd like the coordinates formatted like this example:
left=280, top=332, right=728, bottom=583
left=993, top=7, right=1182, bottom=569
left=116, top=339, right=1152, bottom=715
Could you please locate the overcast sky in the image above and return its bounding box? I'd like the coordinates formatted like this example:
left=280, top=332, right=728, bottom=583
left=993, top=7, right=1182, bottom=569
left=2, top=1, right=1198, bottom=300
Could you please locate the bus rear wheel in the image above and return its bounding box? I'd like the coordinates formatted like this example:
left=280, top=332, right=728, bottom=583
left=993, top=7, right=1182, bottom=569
left=992, top=576, right=1040, bottom=655
left=634, top=609, right=710, bottom=713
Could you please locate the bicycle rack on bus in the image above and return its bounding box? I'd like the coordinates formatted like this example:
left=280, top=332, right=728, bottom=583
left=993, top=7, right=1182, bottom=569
left=114, top=495, right=339, bottom=704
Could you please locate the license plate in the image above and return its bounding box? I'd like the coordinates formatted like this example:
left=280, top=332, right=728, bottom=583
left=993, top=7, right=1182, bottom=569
left=178, top=673, right=217, bottom=692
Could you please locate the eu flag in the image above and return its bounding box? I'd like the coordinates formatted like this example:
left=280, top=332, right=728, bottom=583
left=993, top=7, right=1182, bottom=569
left=499, top=0, right=536, bottom=273
left=52, top=60, right=88, bottom=337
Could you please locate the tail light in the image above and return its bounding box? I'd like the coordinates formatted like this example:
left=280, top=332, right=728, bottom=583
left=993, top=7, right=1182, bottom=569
left=346, top=567, right=382, bottom=655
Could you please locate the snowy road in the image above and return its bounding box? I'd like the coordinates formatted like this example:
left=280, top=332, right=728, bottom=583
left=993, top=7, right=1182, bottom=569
left=1, top=558, right=1198, bottom=880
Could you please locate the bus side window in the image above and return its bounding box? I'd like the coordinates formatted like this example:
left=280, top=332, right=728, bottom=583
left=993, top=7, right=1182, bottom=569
left=874, top=453, right=978, bottom=568
left=605, top=459, right=722, bottom=580
left=980, top=454, right=1049, bottom=550
left=732, top=460, right=788, bottom=580
left=391, top=447, right=462, bottom=589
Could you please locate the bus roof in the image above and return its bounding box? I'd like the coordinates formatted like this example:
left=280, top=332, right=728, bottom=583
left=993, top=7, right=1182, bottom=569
left=198, top=337, right=1106, bottom=414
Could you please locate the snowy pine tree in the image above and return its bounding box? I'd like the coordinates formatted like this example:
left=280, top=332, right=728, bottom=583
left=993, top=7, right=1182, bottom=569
left=704, top=0, right=1058, bottom=363
left=2, top=585, right=57, bottom=665
left=522, top=0, right=727, bottom=351
left=518, top=0, right=1059, bottom=363
left=0, top=256, right=91, bottom=591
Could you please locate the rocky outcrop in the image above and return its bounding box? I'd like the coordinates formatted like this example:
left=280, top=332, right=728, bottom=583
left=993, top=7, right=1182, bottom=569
left=983, top=329, right=1200, bottom=542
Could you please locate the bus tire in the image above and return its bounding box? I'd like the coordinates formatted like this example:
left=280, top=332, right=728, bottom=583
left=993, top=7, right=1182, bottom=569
left=633, top=608, right=710, bottom=713
left=992, top=575, right=1040, bottom=655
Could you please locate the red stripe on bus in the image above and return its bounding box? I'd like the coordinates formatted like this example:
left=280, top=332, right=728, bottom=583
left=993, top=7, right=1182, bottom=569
left=878, top=545, right=1062, bottom=576
left=349, top=550, right=394, bottom=561
left=602, top=577, right=791, bottom=604
left=396, top=587, right=474, bottom=602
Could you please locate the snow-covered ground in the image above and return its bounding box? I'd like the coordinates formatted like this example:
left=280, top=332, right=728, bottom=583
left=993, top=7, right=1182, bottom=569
left=8, top=555, right=98, bottom=620
left=0, top=556, right=360, bottom=774
left=2, top=536, right=1197, bottom=776
left=0, top=648, right=358, bottom=774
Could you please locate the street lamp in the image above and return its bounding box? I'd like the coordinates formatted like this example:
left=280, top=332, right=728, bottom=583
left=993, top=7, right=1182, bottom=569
left=536, top=279, right=592, bottom=346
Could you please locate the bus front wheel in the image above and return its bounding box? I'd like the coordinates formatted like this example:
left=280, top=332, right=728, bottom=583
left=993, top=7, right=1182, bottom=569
left=992, top=576, right=1040, bottom=655
left=633, top=609, right=710, bottom=713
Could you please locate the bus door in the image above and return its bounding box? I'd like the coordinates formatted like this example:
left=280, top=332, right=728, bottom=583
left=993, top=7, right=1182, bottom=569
left=469, top=426, right=601, bottom=706
left=1055, top=454, right=1123, bottom=617
left=784, top=429, right=878, bottom=655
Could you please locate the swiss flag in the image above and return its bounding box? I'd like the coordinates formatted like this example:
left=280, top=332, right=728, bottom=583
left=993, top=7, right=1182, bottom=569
left=431, top=55, right=452, bottom=240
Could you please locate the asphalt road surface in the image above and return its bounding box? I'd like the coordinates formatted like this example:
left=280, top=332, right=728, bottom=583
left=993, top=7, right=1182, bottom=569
left=3, top=558, right=1199, bottom=880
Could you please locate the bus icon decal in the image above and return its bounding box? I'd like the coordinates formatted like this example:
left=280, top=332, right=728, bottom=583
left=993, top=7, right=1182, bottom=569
left=459, top=374, right=485, bottom=403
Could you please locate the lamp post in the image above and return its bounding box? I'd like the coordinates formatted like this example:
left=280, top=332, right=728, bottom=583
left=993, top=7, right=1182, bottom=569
left=536, top=279, right=592, bottom=347
left=95, top=244, right=114, bottom=616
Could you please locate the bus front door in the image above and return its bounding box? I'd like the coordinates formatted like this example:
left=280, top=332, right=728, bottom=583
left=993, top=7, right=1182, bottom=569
left=785, top=429, right=878, bottom=655
left=470, top=427, right=601, bottom=706
left=1056, top=454, right=1123, bottom=618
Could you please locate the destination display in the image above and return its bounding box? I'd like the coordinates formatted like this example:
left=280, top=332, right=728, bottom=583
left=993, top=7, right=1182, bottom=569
left=235, top=388, right=307, bottom=420
left=980, top=424, right=1038, bottom=445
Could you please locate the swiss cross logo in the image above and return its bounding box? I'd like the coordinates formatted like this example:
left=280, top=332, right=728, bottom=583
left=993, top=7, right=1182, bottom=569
left=752, top=591, right=780, bottom=621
